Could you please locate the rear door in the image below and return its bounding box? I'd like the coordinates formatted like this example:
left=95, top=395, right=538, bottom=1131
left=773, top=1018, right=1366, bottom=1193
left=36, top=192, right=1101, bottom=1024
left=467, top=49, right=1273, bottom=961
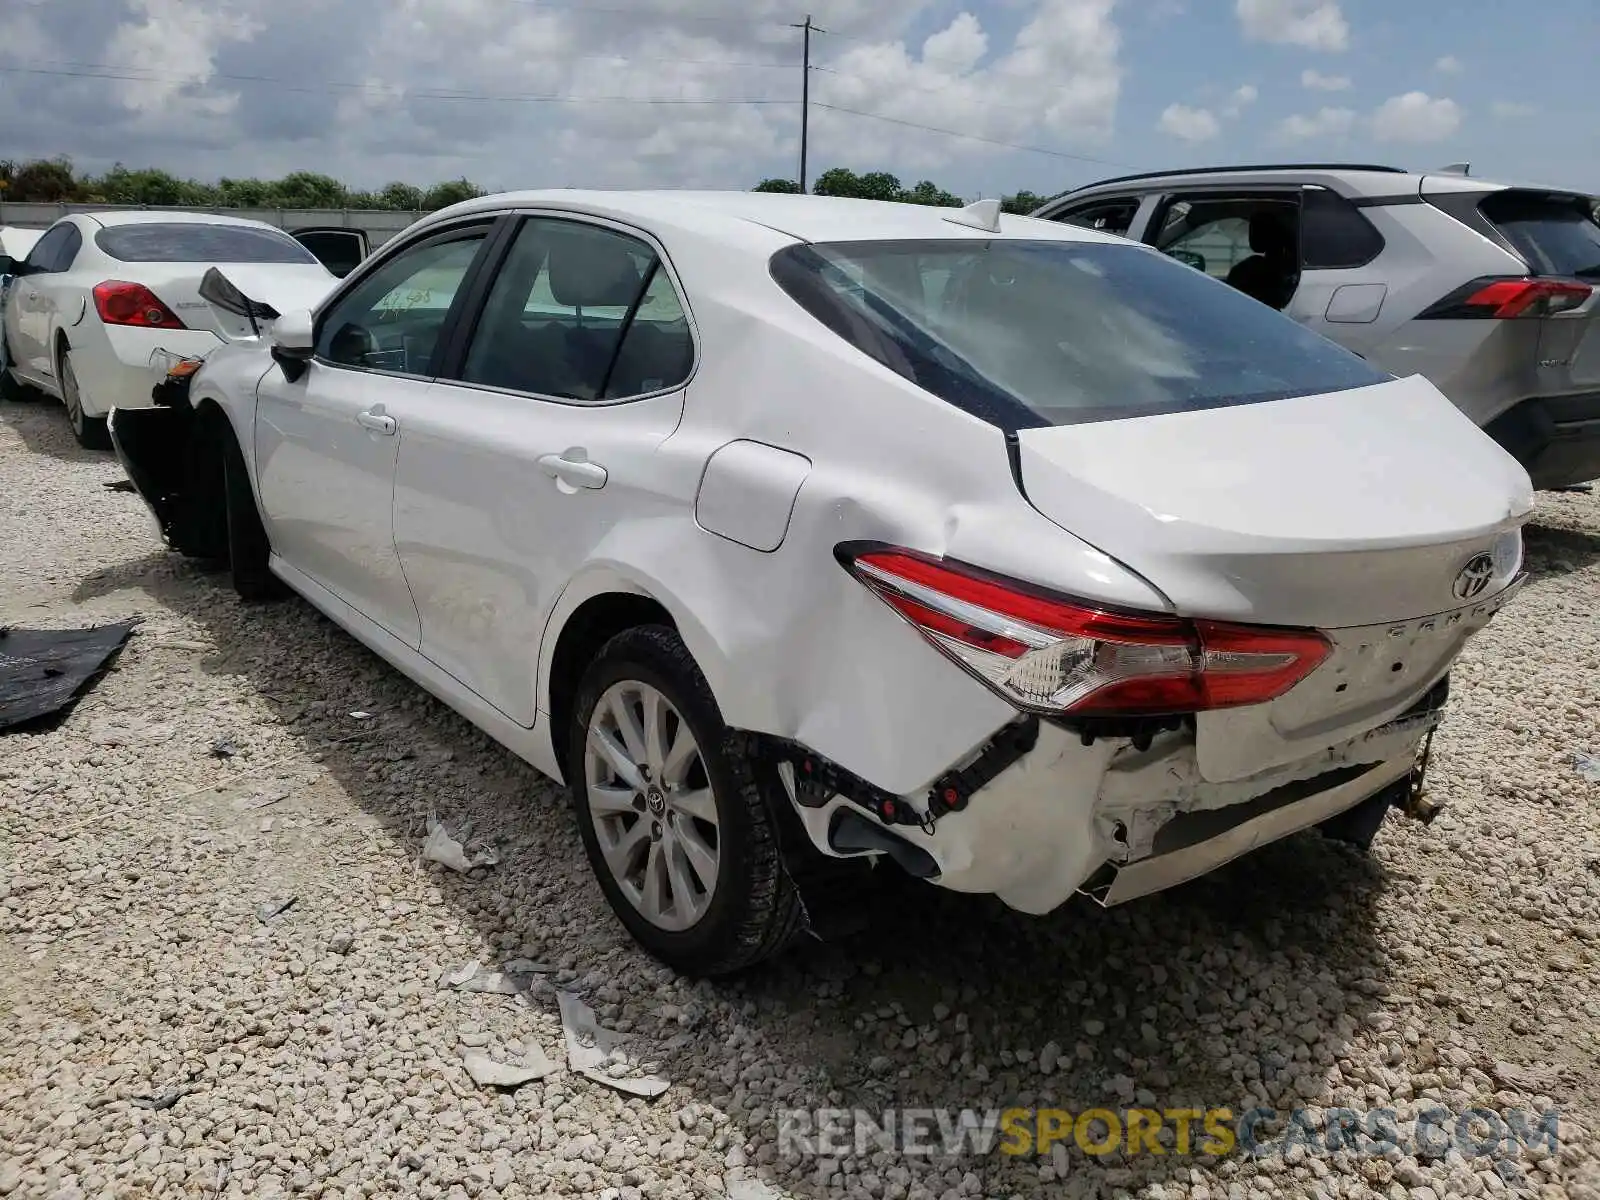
left=388, top=213, right=693, bottom=725
left=253, top=218, right=496, bottom=647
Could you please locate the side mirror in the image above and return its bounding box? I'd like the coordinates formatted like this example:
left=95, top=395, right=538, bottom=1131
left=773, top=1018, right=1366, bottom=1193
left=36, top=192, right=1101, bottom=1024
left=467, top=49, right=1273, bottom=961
left=0, top=256, right=17, bottom=279
left=270, top=309, right=315, bottom=382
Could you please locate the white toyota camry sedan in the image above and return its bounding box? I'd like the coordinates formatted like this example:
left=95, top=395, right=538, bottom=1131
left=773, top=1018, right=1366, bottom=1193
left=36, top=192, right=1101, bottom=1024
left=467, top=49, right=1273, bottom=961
left=0, top=211, right=334, bottom=448
left=110, top=190, right=1532, bottom=976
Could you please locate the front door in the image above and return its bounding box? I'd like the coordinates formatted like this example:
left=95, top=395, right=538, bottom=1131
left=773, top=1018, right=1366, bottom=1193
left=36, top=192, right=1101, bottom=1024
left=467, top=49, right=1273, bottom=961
left=7, top=223, right=75, bottom=379
left=253, top=220, right=495, bottom=647
left=388, top=214, right=695, bottom=724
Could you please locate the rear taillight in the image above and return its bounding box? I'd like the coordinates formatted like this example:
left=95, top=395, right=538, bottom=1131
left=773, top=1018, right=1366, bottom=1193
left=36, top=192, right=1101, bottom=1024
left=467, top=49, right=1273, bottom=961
left=843, top=548, right=1330, bottom=717
left=1418, top=276, right=1593, bottom=320
left=93, top=281, right=186, bottom=330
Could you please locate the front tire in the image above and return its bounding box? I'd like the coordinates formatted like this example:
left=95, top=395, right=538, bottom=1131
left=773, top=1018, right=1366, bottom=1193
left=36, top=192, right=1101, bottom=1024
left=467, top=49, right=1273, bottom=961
left=221, top=430, right=286, bottom=601
left=60, top=351, right=111, bottom=450
left=568, top=625, right=804, bottom=976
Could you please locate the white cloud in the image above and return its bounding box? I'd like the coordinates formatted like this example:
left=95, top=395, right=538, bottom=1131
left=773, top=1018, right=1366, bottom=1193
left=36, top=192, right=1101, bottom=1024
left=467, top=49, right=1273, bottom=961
left=1221, top=83, right=1258, bottom=117
left=1301, top=68, right=1350, bottom=91
left=1491, top=100, right=1538, bottom=120
left=1275, top=106, right=1355, bottom=142
left=6, top=0, right=1127, bottom=191
left=103, top=0, right=264, bottom=115
left=1235, top=0, right=1349, bottom=52
left=1434, top=54, right=1463, bottom=74
left=1158, top=103, right=1220, bottom=141
left=1371, top=91, right=1462, bottom=143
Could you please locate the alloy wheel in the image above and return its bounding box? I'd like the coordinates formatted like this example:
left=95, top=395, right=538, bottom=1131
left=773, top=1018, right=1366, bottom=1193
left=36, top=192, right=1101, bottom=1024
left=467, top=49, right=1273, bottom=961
left=583, top=680, right=721, bottom=932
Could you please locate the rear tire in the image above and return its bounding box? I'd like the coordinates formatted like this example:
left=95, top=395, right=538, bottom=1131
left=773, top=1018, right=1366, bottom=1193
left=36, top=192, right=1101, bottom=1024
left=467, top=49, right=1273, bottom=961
left=60, top=351, right=111, bottom=450
left=568, top=625, right=804, bottom=977
left=221, top=430, right=286, bottom=601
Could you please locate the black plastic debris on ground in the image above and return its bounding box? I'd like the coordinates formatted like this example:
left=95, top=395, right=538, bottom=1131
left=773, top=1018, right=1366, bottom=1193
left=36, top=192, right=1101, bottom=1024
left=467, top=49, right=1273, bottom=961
left=0, top=621, right=139, bottom=731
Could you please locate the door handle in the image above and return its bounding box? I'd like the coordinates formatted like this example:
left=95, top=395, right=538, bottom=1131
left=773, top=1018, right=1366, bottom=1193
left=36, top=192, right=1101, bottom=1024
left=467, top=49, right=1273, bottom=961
left=356, top=408, right=397, bottom=435
left=537, top=449, right=608, bottom=490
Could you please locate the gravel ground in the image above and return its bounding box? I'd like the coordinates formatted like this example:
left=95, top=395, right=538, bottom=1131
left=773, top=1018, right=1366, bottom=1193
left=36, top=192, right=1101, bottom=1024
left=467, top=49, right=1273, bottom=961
left=2, top=392, right=1599, bottom=1200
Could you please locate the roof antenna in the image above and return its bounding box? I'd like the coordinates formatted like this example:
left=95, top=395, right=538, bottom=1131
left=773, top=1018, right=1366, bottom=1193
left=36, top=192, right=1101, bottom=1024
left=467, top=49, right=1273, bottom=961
left=1437, top=162, right=1471, bottom=175
left=943, top=198, right=1002, bottom=233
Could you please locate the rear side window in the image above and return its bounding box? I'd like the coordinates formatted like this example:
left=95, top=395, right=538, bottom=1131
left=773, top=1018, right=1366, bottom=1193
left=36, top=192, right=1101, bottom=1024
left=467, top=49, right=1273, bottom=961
left=1300, top=188, right=1385, bottom=269
left=769, top=239, right=1389, bottom=429
left=1479, top=192, right=1600, bottom=278
left=95, top=223, right=319, bottom=264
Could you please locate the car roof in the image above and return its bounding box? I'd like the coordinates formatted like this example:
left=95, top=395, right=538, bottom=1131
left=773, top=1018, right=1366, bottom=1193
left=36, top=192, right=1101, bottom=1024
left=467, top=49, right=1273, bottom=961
left=77, top=210, right=282, bottom=230
left=421, top=189, right=1127, bottom=248
left=1048, top=163, right=1598, bottom=208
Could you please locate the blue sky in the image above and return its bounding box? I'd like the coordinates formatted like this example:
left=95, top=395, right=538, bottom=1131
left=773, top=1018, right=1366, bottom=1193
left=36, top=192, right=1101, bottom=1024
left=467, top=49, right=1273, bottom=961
left=0, top=0, right=1595, bottom=198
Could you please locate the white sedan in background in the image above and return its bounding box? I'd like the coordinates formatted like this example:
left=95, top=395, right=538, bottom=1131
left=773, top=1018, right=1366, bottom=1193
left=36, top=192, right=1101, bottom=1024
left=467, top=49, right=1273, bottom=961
left=113, top=191, right=1530, bottom=976
left=0, top=211, right=334, bottom=448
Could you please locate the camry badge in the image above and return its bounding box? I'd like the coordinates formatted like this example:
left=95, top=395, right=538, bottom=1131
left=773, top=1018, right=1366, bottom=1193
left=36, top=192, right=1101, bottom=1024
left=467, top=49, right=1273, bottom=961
left=1452, top=553, right=1495, bottom=601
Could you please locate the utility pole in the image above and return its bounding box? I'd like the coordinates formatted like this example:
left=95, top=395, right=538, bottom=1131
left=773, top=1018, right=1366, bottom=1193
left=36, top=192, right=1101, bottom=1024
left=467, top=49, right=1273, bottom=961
left=790, top=14, right=825, bottom=194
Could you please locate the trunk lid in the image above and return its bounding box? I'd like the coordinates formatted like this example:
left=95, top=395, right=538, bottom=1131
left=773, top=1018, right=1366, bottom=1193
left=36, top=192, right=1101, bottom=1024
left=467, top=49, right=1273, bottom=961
left=137, top=263, right=337, bottom=343
left=1015, top=374, right=1534, bottom=780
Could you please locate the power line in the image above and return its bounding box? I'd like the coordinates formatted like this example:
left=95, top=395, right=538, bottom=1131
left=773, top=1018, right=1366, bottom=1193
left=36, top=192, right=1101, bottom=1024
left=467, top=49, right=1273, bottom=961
left=0, top=63, right=791, bottom=106
left=812, top=102, right=1126, bottom=167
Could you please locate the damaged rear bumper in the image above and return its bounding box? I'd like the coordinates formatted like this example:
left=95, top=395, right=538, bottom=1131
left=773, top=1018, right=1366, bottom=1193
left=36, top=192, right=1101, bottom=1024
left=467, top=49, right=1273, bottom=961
left=762, top=678, right=1448, bottom=918
left=1083, top=754, right=1413, bottom=906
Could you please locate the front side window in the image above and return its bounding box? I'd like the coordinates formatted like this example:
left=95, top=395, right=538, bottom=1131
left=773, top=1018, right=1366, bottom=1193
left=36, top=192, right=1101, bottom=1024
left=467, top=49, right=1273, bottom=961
left=769, top=238, right=1388, bottom=429
left=95, top=223, right=319, bottom=264
left=458, top=218, right=692, bottom=401
left=315, top=231, right=487, bottom=375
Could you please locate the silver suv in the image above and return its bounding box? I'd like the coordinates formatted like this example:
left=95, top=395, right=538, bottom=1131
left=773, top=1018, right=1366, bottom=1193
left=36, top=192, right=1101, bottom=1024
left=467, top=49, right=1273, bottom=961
left=1032, top=164, right=1600, bottom=489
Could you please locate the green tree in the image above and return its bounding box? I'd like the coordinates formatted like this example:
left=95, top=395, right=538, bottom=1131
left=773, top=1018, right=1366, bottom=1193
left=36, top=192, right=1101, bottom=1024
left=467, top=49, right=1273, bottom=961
left=379, top=181, right=426, bottom=210
left=752, top=178, right=800, bottom=193
left=8, top=157, right=80, bottom=202
left=270, top=171, right=348, bottom=209
left=1000, top=190, right=1048, bottom=215
left=811, top=167, right=906, bottom=202
left=216, top=177, right=274, bottom=207
left=901, top=179, right=963, bottom=207
left=422, top=178, right=483, bottom=210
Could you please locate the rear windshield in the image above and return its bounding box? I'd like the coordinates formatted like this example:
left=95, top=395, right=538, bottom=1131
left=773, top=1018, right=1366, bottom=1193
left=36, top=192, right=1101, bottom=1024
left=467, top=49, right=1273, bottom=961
left=95, top=223, right=319, bottom=265
left=769, top=239, right=1389, bottom=428
left=1479, top=192, right=1600, bottom=279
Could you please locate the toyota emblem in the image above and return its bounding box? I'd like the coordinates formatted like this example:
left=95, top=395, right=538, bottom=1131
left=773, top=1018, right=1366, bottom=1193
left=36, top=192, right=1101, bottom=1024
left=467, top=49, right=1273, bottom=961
left=1452, top=553, right=1495, bottom=601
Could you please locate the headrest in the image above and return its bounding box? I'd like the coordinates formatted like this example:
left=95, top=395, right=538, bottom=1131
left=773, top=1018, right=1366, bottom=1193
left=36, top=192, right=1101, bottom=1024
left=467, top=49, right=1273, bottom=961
left=1249, top=210, right=1295, bottom=255
left=548, top=236, right=642, bottom=308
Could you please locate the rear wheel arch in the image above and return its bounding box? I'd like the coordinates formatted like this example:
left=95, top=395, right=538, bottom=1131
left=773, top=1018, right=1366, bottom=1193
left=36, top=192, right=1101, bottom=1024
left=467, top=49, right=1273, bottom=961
left=546, top=590, right=679, bottom=782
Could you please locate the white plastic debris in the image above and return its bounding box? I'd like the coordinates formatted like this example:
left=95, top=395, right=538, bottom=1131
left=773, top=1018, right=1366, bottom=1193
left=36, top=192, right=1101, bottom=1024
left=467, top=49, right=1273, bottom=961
left=727, top=1181, right=785, bottom=1200
left=1575, top=751, right=1600, bottom=784
left=444, top=958, right=553, bottom=994
left=421, top=813, right=500, bottom=873
left=556, top=989, right=669, bottom=1098
left=349, top=711, right=372, bottom=720
left=458, top=1045, right=555, bottom=1089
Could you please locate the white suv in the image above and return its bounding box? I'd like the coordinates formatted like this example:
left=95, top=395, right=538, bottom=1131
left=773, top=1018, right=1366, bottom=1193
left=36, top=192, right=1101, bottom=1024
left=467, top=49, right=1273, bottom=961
left=1035, top=164, right=1600, bottom=489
